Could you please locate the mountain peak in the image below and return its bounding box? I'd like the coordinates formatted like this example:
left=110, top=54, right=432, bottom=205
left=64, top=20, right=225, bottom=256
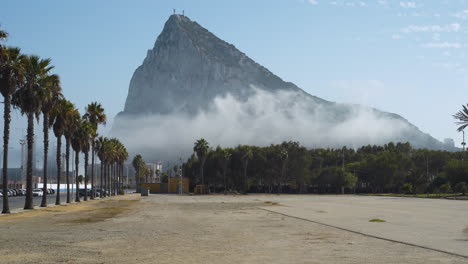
left=115, top=15, right=449, bottom=151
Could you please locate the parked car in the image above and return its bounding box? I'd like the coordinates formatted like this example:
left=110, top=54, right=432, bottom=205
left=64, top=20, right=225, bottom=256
left=50, top=189, right=55, bottom=194
left=32, top=189, right=43, bottom=197
left=78, top=189, right=92, bottom=197
left=9, top=189, right=16, bottom=196
left=15, top=189, right=23, bottom=196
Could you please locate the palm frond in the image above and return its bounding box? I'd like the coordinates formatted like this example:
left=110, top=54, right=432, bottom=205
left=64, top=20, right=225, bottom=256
left=453, top=104, right=468, bottom=132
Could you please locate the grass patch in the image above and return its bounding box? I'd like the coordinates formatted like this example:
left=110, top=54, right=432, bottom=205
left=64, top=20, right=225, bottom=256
left=369, top=218, right=386, bottom=222
left=264, top=201, right=280, bottom=205
left=68, top=200, right=138, bottom=224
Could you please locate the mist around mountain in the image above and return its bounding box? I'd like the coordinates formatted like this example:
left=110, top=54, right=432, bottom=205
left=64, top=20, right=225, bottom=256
left=111, top=15, right=456, bottom=160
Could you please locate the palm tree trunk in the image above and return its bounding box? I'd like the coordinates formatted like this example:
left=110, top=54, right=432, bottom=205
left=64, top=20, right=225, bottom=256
left=40, top=113, right=49, bottom=207
left=112, top=163, right=115, bottom=196
left=91, top=143, right=95, bottom=199
left=106, top=164, right=110, bottom=196
left=100, top=161, right=103, bottom=198
left=84, top=151, right=88, bottom=201
left=201, top=162, right=204, bottom=186
left=66, top=138, right=71, bottom=203
left=75, top=150, right=80, bottom=203
left=55, top=136, right=62, bottom=205
left=24, top=113, right=34, bottom=210
left=2, top=95, right=11, bottom=214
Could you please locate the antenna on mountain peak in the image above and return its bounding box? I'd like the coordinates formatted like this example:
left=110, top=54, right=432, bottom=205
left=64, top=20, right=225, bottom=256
left=182, top=10, right=185, bottom=16
left=173, top=8, right=176, bottom=15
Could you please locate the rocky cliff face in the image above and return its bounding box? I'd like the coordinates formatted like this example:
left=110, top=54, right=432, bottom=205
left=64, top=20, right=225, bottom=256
left=114, top=15, right=453, bottom=152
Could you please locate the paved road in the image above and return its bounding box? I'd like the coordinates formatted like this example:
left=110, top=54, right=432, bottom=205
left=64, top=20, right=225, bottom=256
left=4, top=189, right=136, bottom=211
left=5, top=192, right=76, bottom=210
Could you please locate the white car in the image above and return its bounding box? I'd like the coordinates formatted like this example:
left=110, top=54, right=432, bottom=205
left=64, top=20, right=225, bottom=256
left=32, top=189, right=43, bottom=197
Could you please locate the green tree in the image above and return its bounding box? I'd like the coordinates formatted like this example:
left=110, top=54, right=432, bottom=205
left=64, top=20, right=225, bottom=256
left=0, top=47, right=25, bottom=213
left=39, top=74, right=62, bottom=207
left=454, top=182, right=466, bottom=195
left=79, top=120, right=94, bottom=201
left=49, top=98, right=71, bottom=205
left=454, top=104, right=468, bottom=132
left=63, top=103, right=80, bottom=203
left=95, top=136, right=106, bottom=197
left=84, top=102, right=106, bottom=199
left=13, top=55, right=54, bottom=210
left=193, top=138, right=209, bottom=185
left=239, top=146, right=253, bottom=193
left=71, top=117, right=84, bottom=202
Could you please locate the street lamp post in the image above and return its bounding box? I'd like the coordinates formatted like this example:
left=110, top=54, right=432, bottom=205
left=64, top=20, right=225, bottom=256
left=462, top=130, right=466, bottom=152
left=20, top=139, right=26, bottom=188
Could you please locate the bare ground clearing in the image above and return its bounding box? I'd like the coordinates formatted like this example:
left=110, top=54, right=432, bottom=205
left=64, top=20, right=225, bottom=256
left=0, top=194, right=466, bottom=264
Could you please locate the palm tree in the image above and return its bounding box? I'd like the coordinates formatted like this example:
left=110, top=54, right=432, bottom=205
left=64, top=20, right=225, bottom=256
left=132, top=154, right=144, bottom=190
left=49, top=99, right=73, bottom=205
left=0, top=47, right=25, bottom=214
left=64, top=106, right=80, bottom=203
left=95, top=136, right=105, bottom=197
left=84, top=102, right=106, bottom=199
left=13, top=55, right=53, bottom=210
left=193, top=138, right=209, bottom=186
left=240, top=146, right=253, bottom=194
left=454, top=104, right=468, bottom=132
left=71, top=117, right=83, bottom=203
left=39, top=74, right=62, bottom=207
left=117, top=142, right=128, bottom=194
left=80, top=119, right=94, bottom=201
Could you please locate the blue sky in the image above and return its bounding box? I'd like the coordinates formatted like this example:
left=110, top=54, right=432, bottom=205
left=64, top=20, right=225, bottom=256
left=1, top=0, right=468, bottom=156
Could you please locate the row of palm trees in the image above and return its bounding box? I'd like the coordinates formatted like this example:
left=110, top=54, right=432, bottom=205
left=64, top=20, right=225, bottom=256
left=0, top=27, right=128, bottom=214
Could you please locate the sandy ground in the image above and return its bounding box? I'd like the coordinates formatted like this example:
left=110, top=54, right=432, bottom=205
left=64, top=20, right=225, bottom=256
left=0, top=194, right=467, bottom=264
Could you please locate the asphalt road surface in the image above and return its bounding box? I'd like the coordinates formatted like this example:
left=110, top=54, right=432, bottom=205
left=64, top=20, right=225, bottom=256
left=5, top=192, right=80, bottom=210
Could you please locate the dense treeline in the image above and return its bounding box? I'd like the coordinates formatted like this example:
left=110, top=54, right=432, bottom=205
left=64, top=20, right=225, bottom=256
left=183, top=140, right=468, bottom=195
left=1, top=27, right=129, bottom=213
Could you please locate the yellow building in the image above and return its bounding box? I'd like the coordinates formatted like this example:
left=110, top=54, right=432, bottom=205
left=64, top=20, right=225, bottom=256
left=141, top=177, right=189, bottom=193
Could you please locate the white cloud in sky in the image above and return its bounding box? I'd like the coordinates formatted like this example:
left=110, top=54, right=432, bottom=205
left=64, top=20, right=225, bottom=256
left=423, top=42, right=462, bottom=48
left=308, top=0, right=318, bottom=5
left=453, top=10, right=468, bottom=19
left=401, top=23, right=460, bottom=33
left=392, top=34, right=401, bottom=39
left=377, top=0, right=388, bottom=6
left=400, top=1, right=416, bottom=8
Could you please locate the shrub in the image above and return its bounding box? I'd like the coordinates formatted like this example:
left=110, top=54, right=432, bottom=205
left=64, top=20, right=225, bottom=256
left=402, top=183, right=413, bottom=194
left=439, top=183, right=452, bottom=194
left=454, top=182, right=467, bottom=195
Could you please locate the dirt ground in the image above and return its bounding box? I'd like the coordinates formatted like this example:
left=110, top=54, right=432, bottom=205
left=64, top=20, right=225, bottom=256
left=0, top=194, right=467, bottom=264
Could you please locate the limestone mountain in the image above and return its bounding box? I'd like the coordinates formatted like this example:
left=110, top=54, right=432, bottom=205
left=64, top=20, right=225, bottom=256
left=113, top=14, right=454, bottom=152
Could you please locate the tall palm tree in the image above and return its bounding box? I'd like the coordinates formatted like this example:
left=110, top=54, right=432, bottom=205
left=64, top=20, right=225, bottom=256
left=49, top=99, right=72, bottom=205
left=64, top=106, right=80, bottom=203
left=95, top=136, right=105, bottom=197
left=240, top=146, right=253, bottom=194
left=0, top=47, right=25, bottom=214
left=193, top=138, right=209, bottom=186
left=71, top=117, right=83, bottom=203
left=80, top=119, right=94, bottom=201
left=13, top=55, right=53, bottom=210
left=39, top=74, right=62, bottom=207
left=84, top=102, right=106, bottom=199
left=116, top=141, right=128, bottom=194
left=132, top=154, right=145, bottom=190
left=454, top=104, right=468, bottom=132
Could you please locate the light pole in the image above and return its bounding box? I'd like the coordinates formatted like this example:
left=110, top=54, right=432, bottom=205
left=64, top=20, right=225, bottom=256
left=462, top=130, right=466, bottom=152
left=20, top=139, right=26, bottom=188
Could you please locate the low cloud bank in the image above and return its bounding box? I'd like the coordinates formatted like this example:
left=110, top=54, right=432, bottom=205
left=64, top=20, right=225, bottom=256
left=111, top=88, right=415, bottom=160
